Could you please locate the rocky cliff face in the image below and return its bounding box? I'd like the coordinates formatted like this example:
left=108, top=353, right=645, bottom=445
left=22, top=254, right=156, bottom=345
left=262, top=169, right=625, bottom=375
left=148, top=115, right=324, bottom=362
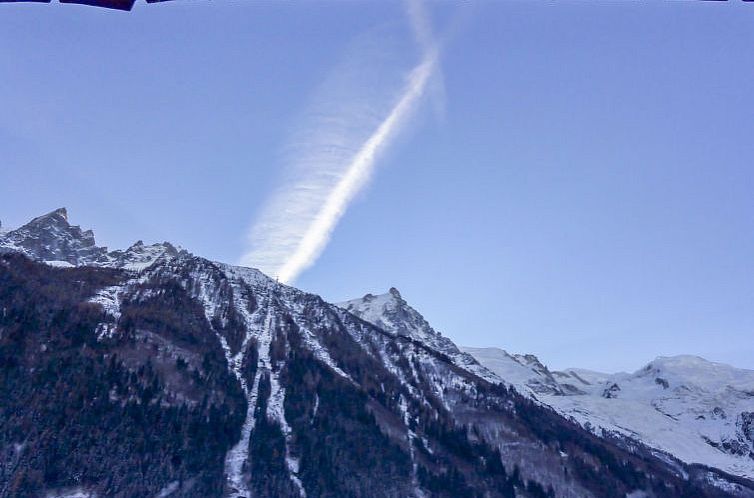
left=0, top=209, right=752, bottom=498
left=0, top=208, right=182, bottom=270
left=0, top=208, right=108, bottom=266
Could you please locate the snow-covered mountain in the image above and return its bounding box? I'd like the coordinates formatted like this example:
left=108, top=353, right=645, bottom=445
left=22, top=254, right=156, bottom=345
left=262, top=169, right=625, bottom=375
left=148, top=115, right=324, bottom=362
left=337, top=289, right=501, bottom=384
left=0, top=207, right=182, bottom=271
left=459, top=347, right=584, bottom=397
left=336, top=291, right=754, bottom=484
left=461, top=347, right=754, bottom=481
left=1, top=208, right=752, bottom=498
left=0, top=208, right=109, bottom=266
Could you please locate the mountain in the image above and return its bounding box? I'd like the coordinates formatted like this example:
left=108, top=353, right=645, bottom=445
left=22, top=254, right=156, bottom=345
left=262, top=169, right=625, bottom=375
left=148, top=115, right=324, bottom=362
left=337, top=289, right=500, bottom=384
left=0, top=208, right=181, bottom=270
left=338, top=289, right=754, bottom=496
left=0, top=208, right=108, bottom=266
left=461, top=347, right=754, bottom=482
left=459, top=347, right=583, bottom=397
left=1, top=209, right=752, bottom=498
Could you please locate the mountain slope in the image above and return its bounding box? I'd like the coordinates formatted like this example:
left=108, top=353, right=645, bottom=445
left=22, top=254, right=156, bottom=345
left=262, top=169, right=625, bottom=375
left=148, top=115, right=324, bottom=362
left=337, top=289, right=501, bottom=384
left=460, top=347, right=583, bottom=397
left=1, top=209, right=752, bottom=498
left=338, top=289, right=754, bottom=496
left=460, top=348, right=754, bottom=481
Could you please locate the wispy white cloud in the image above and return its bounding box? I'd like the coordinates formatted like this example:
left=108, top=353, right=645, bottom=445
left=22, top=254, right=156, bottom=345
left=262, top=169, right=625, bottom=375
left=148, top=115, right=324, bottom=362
left=406, top=0, right=446, bottom=123
left=240, top=1, right=440, bottom=283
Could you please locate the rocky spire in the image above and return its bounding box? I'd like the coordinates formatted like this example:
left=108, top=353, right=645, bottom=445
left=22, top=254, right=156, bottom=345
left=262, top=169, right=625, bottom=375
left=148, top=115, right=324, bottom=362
left=0, top=207, right=106, bottom=265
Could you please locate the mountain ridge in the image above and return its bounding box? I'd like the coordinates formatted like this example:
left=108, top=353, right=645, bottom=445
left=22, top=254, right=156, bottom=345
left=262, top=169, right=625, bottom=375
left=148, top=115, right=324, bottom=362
left=0, top=208, right=186, bottom=271
left=0, top=208, right=751, bottom=498
left=459, top=347, right=754, bottom=480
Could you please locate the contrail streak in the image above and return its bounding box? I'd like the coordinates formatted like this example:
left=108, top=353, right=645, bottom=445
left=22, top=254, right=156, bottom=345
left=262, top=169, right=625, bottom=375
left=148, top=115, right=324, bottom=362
left=241, top=2, right=438, bottom=283
left=275, top=55, right=437, bottom=283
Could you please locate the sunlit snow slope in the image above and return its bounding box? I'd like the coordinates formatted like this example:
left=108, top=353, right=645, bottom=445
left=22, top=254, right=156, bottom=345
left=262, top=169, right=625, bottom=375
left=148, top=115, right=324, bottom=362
left=463, top=347, right=754, bottom=480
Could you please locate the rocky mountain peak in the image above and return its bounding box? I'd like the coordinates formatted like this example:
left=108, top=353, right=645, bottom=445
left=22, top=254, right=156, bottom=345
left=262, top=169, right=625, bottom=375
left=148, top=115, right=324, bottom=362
left=337, top=290, right=502, bottom=384
left=53, top=207, right=68, bottom=221
left=0, top=209, right=185, bottom=271
left=28, top=207, right=70, bottom=227
left=106, top=240, right=184, bottom=271
left=0, top=207, right=107, bottom=265
left=337, top=288, right=435, bottom=340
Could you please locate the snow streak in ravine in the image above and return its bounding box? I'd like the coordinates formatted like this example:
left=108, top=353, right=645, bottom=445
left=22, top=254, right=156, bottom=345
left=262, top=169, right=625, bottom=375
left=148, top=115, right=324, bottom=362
left=192, top=267, right=305, bottom=497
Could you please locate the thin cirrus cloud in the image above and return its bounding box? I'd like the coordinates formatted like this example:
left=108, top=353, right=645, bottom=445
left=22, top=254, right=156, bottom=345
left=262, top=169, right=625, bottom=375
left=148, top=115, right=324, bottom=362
left=240, top=0, right=441, bottom=283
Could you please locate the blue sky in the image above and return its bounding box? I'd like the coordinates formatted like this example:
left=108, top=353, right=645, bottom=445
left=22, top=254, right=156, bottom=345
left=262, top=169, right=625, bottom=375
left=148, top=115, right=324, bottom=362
left=1, top=0, right=752, bottom=372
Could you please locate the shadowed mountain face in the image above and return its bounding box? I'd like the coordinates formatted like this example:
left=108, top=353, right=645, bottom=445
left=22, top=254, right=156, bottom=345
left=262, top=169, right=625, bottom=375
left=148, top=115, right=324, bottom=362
left=1, top=209, right=752, bottom=498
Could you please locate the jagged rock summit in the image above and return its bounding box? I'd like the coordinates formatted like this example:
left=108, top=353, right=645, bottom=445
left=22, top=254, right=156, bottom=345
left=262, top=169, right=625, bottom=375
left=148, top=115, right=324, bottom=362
left=0, top=207, right=107, bottom=266
left=337, top=288, right=501, bottom=384
left=0, top=208, right=752, bottom=498
left=0, top=207, right=185, bottom=270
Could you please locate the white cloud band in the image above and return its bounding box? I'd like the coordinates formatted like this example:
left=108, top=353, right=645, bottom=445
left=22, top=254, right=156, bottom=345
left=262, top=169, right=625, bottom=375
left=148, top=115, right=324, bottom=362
left=241, top=1, right=438, bottom=283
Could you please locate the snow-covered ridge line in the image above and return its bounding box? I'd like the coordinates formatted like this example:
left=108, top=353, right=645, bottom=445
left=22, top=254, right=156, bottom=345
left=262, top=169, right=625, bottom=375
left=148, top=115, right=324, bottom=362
left=337, top=289, right=754, bottom=482
left=336, top=289, right=501, bottom=385
left=464, top=348, right=754, bottom=480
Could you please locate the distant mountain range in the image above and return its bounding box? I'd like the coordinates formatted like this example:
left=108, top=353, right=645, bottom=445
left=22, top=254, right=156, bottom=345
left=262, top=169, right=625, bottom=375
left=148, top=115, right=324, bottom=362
left=338, top=288, right=754, bottom=482
left=1, top=208, right=752, bottom=498
left=462, top=348, right=754, bottom=481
